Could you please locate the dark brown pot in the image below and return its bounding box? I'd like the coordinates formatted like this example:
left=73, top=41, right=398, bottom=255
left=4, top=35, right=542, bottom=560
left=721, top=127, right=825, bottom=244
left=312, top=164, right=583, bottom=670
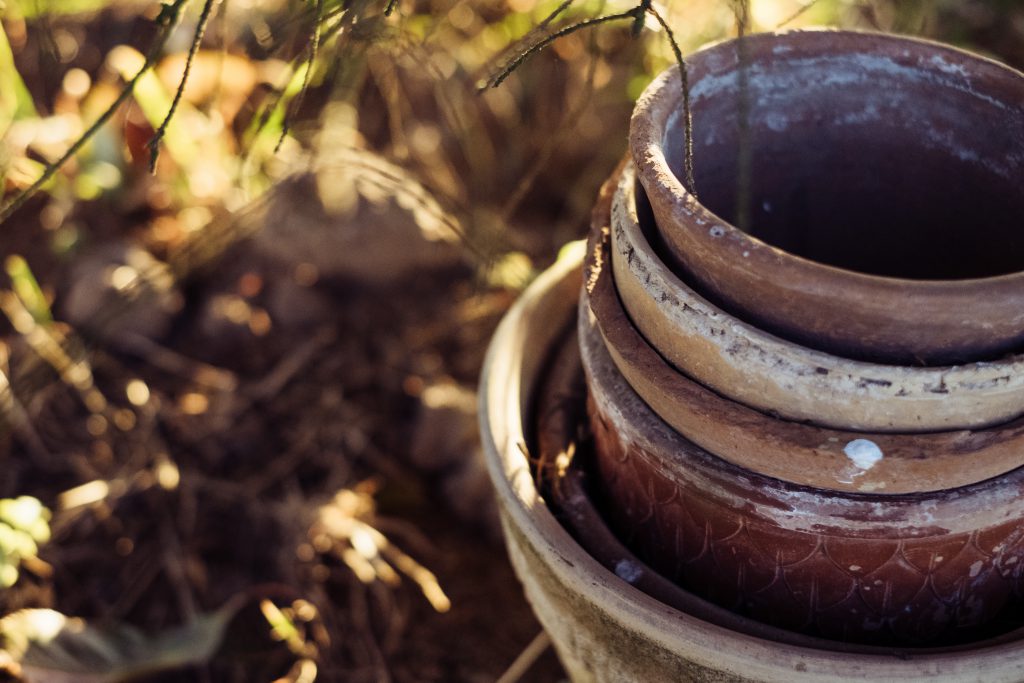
left=630, top=29, right=1024, bottom=365
left=581, top=173, right=1024, bottom=644
left=539, top=325, right=1024, bottom=654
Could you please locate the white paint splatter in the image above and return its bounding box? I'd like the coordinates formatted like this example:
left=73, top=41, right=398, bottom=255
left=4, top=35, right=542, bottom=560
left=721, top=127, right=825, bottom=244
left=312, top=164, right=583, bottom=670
left=709, top=225, right=726, bottom=238
left=615, top=559, right=643, bottom=584
left=930, top=54, right=969, bottom=78
left=969, top=560, right=983, bottom=578
left=844, top=439, right=884, bottom=470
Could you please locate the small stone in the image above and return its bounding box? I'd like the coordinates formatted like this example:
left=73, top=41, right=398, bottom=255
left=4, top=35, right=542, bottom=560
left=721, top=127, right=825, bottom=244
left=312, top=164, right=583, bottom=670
left=59, top=241, right=182, bottom=342
left=264, top=278, right=333, bottom=330
left=410, top=381, right=479, bottom=473
left=254, top=149, right=466, bottom=285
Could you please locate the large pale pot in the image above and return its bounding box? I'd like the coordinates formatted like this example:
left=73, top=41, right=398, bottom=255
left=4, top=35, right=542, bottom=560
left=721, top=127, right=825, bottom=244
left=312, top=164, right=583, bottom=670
left=478, top=242, right=1024, bottom=682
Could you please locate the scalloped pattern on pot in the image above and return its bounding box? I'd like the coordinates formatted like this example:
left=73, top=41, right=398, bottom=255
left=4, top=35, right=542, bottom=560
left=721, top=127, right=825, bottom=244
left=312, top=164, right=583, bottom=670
left=480, top=225, right=1024, bottom=678
left=589, top=402, right=1024, bottom=643
left=580, top=315, right=1024, bottom=644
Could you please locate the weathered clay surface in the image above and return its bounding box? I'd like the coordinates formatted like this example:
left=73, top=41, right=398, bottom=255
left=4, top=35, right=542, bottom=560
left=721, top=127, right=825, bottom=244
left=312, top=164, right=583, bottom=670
left=583, top=220, right=1024, bottom=641
left=480, top=236, right=1024, bottom=679
left=631, top=29, right=1024, bottom=365
left=534, top=329, right=1024, bottom=655
left=582, top=319, right=1024, bottom=642
left=590, top=166, right=1024, bottom=494
left=612, top=163, right=1024, bottom=433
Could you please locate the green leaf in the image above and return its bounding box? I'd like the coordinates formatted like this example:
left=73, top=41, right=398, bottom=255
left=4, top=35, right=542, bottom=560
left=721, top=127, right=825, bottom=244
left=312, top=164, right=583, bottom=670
left=3, top=258, right=52, bottom=326
left=7, top=0, right=112, bottom=18
left=107, top=47, right=201, bottom=170
left=0, top=596, right=248, bottom=683
left=0, top=20, right=36, bottom=139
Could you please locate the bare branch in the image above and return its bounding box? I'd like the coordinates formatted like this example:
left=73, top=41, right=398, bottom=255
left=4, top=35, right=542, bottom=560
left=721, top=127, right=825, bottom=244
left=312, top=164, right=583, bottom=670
left=148, top=0, right=219, bottom=172
left=0, top=0, right=190, bottom=225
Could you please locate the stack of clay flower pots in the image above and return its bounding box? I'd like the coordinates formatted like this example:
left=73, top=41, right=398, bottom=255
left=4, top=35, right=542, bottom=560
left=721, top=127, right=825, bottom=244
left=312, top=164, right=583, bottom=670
left=481, top=29, right=1024, bottom=682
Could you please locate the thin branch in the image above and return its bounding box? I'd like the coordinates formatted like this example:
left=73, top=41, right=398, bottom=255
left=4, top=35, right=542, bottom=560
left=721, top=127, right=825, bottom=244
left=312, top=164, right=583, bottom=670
left=732, top=0, right=752, bottom=232
left=472, top=0, right=576, bottom=87
left=631, top=0, right=651, bottom=37
left=0, top=0, right=190, bottom=225
left=647, top=5, right=696, bottom=198
left=276, top=0, right=325, bottom=153
left=500, top=34, right=599, bottom=221
left=485, top=9, right=638, bottom=90
left=148, top=0, right=218, bottom=172
left=776, top=0, right=820, bottom=28
left=537, top=0, right=577, bottom=31
left=495, top=631, right=551, bottom=683
left=481, top=1, right=696, bottom=195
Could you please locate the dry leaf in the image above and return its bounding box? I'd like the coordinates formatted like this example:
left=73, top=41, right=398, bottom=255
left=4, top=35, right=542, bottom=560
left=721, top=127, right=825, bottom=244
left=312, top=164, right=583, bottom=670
left=0, top=595, right=246, bottom=683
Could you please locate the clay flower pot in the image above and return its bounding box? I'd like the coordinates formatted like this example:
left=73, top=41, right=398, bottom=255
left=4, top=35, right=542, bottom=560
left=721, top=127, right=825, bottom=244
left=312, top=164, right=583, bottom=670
left=480, top=240, right=1024, bottom=679
left=608, top=162, right=1024, bottom=434
left=630, top=29, right=1024, bottom=365
left=537, top=324, right=1024, bottom=655
left=582, top=172, right=1024, bottom=643
left=589, top=166, right=1024, bottom=493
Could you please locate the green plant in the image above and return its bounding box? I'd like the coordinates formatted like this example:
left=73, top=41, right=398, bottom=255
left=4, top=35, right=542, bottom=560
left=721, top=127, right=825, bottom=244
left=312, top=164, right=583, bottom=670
left=485, top=0, right=698, bottom=196
left=0, top=496, right=50, bottom=588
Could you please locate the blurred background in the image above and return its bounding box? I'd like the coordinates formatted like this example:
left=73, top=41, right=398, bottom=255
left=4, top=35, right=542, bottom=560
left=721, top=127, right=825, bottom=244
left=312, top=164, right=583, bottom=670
left=0, top=0, right=1023, bottom=681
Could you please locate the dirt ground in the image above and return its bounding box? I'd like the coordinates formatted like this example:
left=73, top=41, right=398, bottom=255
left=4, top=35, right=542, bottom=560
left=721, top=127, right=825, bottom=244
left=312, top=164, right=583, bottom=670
left=4, top=1, right=1024, bottom=682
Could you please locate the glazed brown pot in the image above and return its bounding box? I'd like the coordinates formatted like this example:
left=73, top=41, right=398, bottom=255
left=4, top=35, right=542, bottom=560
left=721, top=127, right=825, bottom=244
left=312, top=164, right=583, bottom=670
left=630, top=29, right=1024, bottom=365
left=538, top=327, right=1024, bottom=654
left=589, top=166, right=1024, bottom=494
left=581, top=175, right=1024, bottom=644
left=610, top=162, right=1024, bottom=433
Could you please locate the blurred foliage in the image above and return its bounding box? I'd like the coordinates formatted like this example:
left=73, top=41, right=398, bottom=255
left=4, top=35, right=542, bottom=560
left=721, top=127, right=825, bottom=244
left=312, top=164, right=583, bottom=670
left=1, top=0, right=1024, bottom=680
left=0, top=497, right=49, bottom=589
left=4, top=0, right=119, bottom=18
left=4, top=0, right=1018, bottom=263
left=0, top=595, right=244, bottom=682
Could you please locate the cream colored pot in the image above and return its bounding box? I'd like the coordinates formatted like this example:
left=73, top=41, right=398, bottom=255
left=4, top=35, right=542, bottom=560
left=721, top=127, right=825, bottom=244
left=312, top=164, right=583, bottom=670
left=479, top=242, right=1024, bottom=681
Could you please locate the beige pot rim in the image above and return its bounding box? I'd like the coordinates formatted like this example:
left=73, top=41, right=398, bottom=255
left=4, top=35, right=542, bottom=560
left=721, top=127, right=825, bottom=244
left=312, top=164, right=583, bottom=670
left=596, top=182, right=1024, bottom=491
left=479, top=241, right=1024, bottom=681
left=612, top=162, right=1024, bottom=433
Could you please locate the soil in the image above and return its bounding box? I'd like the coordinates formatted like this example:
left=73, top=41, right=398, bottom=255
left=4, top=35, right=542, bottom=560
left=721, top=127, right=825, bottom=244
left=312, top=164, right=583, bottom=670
left=4, top=2, right=1024, bottom=681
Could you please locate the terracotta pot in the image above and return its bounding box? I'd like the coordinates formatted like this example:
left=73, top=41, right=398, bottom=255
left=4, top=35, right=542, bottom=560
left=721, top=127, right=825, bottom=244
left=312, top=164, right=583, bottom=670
left=630, top=29, right=1024, bottom=365
left=537, top=330, right=1024, bottom=655
left=583, top=311, right=1024, bottom=644
left=588, top=167, right=1024, bottom=493
left=480, top=240, right=1024, bottom=679
left=583, top=189, right=1024, bottom=642
left=612, top=162, right=1024, bottom=432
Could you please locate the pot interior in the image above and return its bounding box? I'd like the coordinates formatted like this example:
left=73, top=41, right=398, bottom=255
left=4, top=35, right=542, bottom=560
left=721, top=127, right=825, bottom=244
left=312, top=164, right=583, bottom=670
left=662, top=42, right=1024, bottom=280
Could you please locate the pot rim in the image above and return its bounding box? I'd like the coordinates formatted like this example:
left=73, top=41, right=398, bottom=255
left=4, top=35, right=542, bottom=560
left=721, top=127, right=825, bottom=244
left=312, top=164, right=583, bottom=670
left=629, top=28, right=1024, bottom=365
left=600, top=163, right=1024, bottom=491
left=630, top=27, right=1024, bottom=292
left=538, top=330, right=1024, bottom=654
left=586, top=177, right=1024, bottom=527
left=479, top=239, right=1024, bottom=680
left=612, top=162, right=1024, bottom=432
